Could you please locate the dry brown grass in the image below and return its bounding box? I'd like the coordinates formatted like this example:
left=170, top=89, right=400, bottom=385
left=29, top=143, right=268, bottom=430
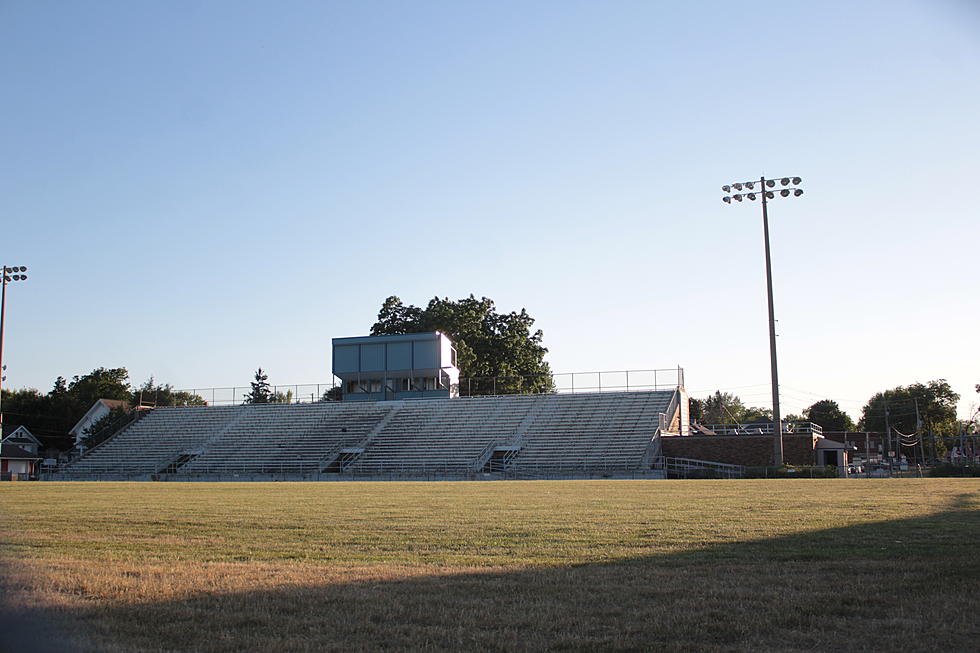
left=2, top=479, right=979, bottom=651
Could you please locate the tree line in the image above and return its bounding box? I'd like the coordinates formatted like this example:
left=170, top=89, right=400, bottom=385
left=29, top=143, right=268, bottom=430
left=1, top=368, right=207, bottom=452
left=691, top=379, right=970, bottom=458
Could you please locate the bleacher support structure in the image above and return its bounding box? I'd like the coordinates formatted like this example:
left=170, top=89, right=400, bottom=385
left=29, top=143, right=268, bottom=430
left=52, top=390, right=683, bottom=481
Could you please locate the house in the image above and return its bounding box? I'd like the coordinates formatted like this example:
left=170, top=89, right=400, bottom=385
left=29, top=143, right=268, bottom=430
left=2, top=425, right=42, bottom=455
left=70, top=399, right=131, bottom=448
left=1, top=426, right=42, bottom=478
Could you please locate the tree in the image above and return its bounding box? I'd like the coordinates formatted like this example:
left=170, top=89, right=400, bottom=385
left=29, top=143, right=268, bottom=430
left=67, top=368, right=132, bottom=409
left=370, top=295, right=553, bottom=395
left=2, top=369, right=131, bottom=449
left=244, top=368, right=273, bottom=404
left=696, top=391, right=746, bottom=424
left=858, top=380, right=960, bottom=459
left=859, top=380, right=959, bottom=436
left=133, top=378, right=206, bottom=407
left=803, top=399, right=855, bottom=432
left=742, top=407, right=773, bottom=423
left=1, top=368, right=204, bottom=453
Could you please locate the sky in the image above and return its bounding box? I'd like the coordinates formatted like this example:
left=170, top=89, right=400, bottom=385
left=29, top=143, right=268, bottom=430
left=1, top=1, right=978, bottom=422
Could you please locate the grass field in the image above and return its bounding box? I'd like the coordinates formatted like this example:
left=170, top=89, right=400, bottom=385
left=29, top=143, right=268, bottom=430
left=2, top=479, right=979, bottom=652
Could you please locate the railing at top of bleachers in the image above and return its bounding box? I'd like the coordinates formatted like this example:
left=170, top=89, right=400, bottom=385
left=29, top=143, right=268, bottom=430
left=171, top=368, right=685, bottom=407
left=691, top=421, right=823, bottom=437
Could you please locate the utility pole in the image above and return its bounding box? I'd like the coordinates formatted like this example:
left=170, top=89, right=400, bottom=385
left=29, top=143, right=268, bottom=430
left=914, top=399, right=923, bottom=464
left=883, top=401, right=892, bottom=470
left=722, top=176, right=803, bottom=466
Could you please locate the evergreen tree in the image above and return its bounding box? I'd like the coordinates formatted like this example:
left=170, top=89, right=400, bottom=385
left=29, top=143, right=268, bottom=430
left=244, top=368, right=272, bottom=404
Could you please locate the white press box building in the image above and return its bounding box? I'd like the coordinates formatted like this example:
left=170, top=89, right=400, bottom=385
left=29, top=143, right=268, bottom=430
left=331, top=332, right=460, bottom=401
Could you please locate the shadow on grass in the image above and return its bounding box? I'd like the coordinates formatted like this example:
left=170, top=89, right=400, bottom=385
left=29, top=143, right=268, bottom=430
left=8, top=494, right=980, bottom=652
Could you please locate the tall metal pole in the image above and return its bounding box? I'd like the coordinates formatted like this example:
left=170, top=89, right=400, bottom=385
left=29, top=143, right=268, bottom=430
left=0, top=273, right=7, bottom=434
left=722, top=177, right=801, bottom=466
left=760, top=177, right=784, bottom=465
left=0, top=266, right=29, bottom=434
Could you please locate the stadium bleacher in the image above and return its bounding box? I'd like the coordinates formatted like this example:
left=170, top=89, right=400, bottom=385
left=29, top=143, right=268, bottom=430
left=56, top=390, right=679, bottom=480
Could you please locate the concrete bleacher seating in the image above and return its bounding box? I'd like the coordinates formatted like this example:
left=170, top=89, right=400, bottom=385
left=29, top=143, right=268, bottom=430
left=511, top=392, right=671, bottom=472
left=67, top=406, right=241, bottom=475
left=345, top=394, right=540, bottom=475
left=60, top=390, right=678, bottom=479
left=180, top=402, right=393, bottom=474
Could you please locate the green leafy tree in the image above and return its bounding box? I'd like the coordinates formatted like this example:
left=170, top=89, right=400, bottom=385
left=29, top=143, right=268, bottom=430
left=370, top=295, right=553, bottom=395
left=67, top=367, right=132, bottom=409
left=742, top=407, right=773, bottom=423
left=2, top=368, right=205, bottom=453
left=689, top=398, right=703, bottom=423
left=858, top=380, right=959, bottom=436
left=2, top=369, right=130, bottom=449
left=803, top=399, right=855, bottom=432
left=696, top=391, right=746, bottom=424
left=858, top=380, right=959, bottom=458
left=133, top=378, right=206, bottom=407
left=244, top=368, right=273, bottom=404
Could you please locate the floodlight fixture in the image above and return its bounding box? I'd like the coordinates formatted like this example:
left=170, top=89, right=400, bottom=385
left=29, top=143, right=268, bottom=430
left=780, top=189, right=790, bottom=197
left=747, top=193, right=757, bottom=201
left=722, top=185, right=731, bottom=193
left=794, top=188, right=803, bottom=196
left=766, top=191, right=775, bottom=199
left=733, top=194, right=743, bottom=201
left=792, top=177, right=801, bottom=184
left=766, top=179, right=775, bottom=188
left=781, top=177, right=790, bottom=186
left=745, top=182, right=755, bottom=190
left=734, top=183, right=743, bottom=190
left=723, top=196, right=731, bottom=203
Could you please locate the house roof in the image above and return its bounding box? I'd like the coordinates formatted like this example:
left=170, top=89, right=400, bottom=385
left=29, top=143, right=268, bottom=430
left=1, top=442, right=41, bottom=460
left=2, top=425, right=41, bottom=446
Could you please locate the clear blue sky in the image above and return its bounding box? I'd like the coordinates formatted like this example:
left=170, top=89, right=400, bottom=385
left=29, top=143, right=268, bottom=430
left=2, top=1, right=978, bottom=421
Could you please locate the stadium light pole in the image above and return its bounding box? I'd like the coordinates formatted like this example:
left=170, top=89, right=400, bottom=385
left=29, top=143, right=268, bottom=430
left=0, top=265, right=29, bottom=434
left=722, top=177, right=803, bottom=466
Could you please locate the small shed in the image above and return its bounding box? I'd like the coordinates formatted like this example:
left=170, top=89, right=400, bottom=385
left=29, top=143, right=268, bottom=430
left=815, top=437, right=848, bottom=475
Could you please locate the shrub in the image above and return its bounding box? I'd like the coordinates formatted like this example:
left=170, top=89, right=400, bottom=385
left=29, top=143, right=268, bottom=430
left=929, top=463, right=980, bottom=478
left=743, top=465, right=838, bottom=479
